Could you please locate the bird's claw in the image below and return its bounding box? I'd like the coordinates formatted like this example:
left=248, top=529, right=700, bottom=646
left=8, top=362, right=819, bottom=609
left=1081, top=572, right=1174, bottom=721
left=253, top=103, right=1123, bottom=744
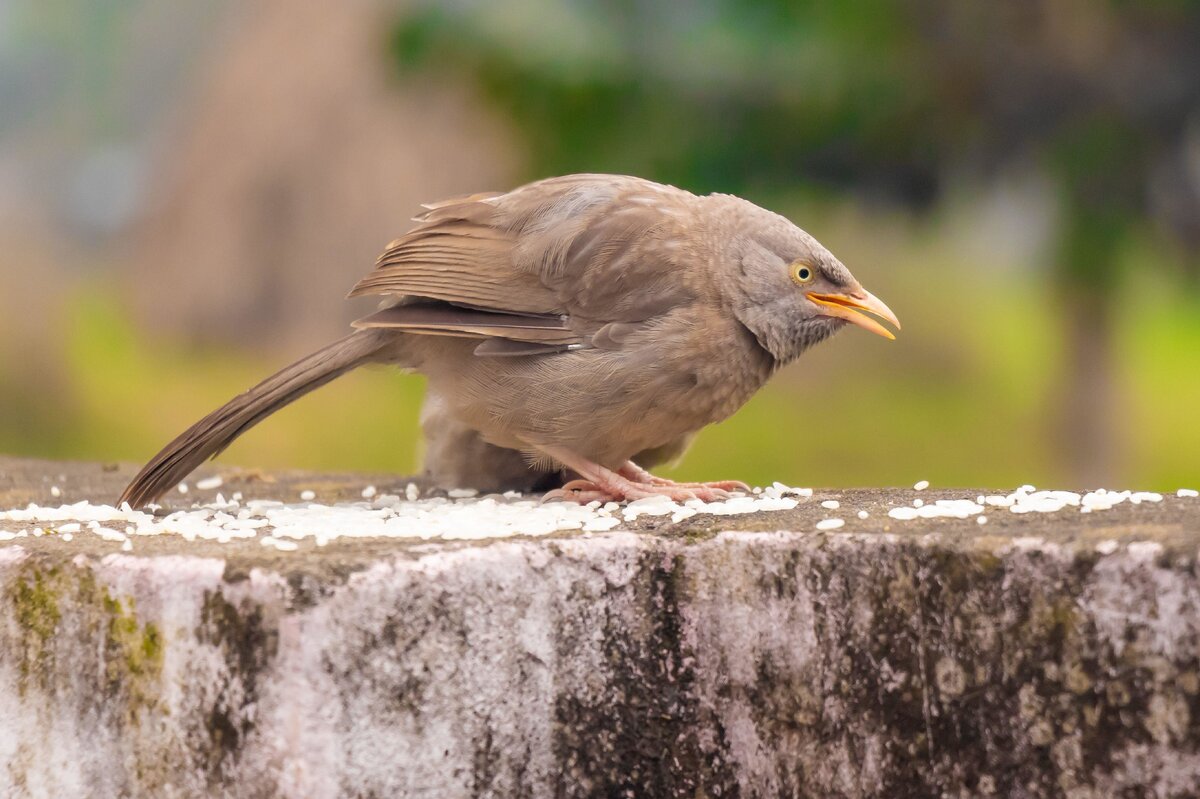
left=541, top=479, right=615, bottom=505
left=650, top=478, right=750, bottom=493
left=542, top=478, right=733, bottom=505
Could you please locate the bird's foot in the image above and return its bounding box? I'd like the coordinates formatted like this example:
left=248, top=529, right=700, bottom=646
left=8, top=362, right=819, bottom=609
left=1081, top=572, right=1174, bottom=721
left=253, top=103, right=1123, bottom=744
left=539, top=450, right=746, bottom=504
left=618, top=461, right=750, bottom=494
left=544, top=477, right=731, bottom=504
left=542, top=479, right=616, bottom=505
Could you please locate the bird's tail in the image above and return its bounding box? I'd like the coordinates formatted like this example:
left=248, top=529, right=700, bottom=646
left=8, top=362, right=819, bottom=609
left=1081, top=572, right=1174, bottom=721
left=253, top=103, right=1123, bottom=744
left=119, top=329, right=392, bottom=509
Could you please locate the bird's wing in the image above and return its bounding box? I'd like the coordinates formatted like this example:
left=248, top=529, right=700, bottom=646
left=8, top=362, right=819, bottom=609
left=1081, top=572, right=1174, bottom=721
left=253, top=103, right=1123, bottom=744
left=349, top=174, right=710, bottom=349
left=349, top=211, right=562, bottom=315
left=351, top=303, right=577, bottom=345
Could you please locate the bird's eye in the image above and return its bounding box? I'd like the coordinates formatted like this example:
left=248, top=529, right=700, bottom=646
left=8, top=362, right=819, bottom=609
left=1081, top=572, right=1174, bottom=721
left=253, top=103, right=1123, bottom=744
left=792, top=263, right=815, bottom=284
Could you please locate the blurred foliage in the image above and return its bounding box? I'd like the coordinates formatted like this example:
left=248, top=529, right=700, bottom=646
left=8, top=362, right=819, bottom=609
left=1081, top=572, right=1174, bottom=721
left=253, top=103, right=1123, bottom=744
left=2, top=286, right=427, bottom=480
left=381, top=0, right=1200, bottom=487
left=391, top=0, right=1200, bottom=267
left=5, top=215, right=1196, bottom=491
left=391, top=1, right=940, bottom=203
left=3, top=0, right=1200, bottom=491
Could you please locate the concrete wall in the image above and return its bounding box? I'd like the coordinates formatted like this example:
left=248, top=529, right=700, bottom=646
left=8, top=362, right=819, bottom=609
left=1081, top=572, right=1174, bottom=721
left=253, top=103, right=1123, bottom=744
left=2, top=459, right=1200, bottom=797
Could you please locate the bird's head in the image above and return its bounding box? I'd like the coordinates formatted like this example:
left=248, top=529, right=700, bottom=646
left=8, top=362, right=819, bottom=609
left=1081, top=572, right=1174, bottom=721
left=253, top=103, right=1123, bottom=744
left=723, top=204, right=900, bottom=365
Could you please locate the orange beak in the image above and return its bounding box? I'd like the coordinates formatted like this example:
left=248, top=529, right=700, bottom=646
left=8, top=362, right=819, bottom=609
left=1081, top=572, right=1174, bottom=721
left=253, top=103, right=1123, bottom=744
left=805, top=289, right=901, bottom=340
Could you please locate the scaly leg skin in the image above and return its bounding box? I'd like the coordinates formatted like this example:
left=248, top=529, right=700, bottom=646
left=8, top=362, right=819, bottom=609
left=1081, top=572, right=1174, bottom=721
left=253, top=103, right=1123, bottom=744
left=618, top=461, right=750, bottom=494
left=542, top=479, right=614, bottom=505
left=541, top=448, right=739, bottom=504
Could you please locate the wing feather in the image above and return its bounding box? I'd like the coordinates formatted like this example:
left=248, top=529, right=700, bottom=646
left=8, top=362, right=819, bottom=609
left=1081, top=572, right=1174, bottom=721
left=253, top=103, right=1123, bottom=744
left=349, top=174, right=716, bottom=355
left=350, top=231, right=563, bottom=314
left=352, top=303, right=580, bottom=345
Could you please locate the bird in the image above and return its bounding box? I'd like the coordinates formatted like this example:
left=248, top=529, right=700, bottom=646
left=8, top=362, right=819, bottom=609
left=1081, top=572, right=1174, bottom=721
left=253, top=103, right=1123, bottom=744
left=119, top=173, right=899, bottom=509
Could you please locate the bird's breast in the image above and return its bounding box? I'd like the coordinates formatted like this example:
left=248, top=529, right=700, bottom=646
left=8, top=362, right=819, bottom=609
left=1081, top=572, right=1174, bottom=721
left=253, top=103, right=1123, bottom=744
left=422, top=309, right=776, bottom=466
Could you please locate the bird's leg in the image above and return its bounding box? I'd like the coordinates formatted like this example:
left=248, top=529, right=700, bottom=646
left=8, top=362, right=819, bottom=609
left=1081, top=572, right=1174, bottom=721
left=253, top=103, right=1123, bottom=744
left=618, top=461, right=750, bottom=494
left=540, top=448, right=733, bottom=503
left=547, top=479, right=615, bottom=505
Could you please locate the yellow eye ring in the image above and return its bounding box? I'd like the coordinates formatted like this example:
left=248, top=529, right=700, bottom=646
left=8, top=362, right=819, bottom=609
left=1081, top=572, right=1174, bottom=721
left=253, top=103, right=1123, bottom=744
left=791, top=263, right=815, bottom=284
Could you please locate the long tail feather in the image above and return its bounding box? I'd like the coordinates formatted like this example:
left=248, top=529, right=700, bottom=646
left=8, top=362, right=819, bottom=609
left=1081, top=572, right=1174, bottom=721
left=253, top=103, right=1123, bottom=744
left=119, top=330, right=391, bottom=508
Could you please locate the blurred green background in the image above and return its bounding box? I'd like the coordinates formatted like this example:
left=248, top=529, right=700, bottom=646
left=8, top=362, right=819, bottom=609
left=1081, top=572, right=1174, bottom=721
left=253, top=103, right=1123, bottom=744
left=1, top=0, right=1197, bottom=491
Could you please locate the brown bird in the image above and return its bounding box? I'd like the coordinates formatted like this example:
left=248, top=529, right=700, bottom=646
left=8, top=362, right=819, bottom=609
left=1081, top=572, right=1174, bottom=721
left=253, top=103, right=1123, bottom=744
left=120, top=174, right=899, bottom=508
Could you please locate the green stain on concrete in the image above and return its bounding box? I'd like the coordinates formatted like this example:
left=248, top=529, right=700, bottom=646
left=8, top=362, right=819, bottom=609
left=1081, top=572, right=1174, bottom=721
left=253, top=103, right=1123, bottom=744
left=6, top=566, right=63, bottom=693
left=4, top=561, right=164, bottom=706
left=102, top=591, right=164, bottom=700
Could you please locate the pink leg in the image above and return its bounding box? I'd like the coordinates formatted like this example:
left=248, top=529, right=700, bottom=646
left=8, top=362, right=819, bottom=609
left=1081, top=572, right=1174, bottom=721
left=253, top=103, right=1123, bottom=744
left=542, top=479, right=613, bottom=505
left=541, top=448, right=738, bottom=504
left=618, top=461, right=750, bottom=494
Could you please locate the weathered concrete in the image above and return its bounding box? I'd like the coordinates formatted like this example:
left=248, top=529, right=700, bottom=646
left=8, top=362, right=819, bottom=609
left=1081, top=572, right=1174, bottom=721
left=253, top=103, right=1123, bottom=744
left=2, top=456, right=1200, bottom=798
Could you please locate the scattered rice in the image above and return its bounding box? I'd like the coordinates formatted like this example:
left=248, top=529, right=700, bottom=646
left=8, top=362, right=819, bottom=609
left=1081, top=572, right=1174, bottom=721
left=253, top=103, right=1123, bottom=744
left=888, top=499, right=983, bottom=520
left=2, top=478, right=1182, bottom=552
left=913, top=480, right=930, bottom=491
left=50, top=486, right=62, bottom=498
left=196, top=476, right=223, bottom=491
left=880, top=483, right=1174, bottom=525
left=177, top=483, right=188, bottom=495
left=1009, top=490, right=1081, bottom=514
left=0, top=481, right=818, bottom=549
left=767, top=482, right=813, bottom=497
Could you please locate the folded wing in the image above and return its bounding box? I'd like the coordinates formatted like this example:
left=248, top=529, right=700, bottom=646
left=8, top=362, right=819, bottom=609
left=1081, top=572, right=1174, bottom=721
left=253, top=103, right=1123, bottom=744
left=349, top=175, right=707, bottom=354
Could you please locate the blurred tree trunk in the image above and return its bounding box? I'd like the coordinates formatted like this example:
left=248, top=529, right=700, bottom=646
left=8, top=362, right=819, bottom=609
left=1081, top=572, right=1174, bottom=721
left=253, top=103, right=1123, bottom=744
left=1053, top=198, right=1126, bottom=488
left=1049, top=117, right=1141, bottom=488
left=127, top=0, right=521, bottom=354
left=1057, top=285, right=1117, bottom=488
